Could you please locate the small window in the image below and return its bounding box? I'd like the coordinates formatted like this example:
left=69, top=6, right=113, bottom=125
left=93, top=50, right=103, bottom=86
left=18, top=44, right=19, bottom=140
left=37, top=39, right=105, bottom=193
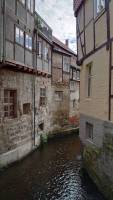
left=27, top=0, right=34, bottom=13
left=55, top=91, right=63, bottom=101
left=70, top=68, right=73, bottom=79
left=94, top=0, right=105, bottom=17
left=43, top=46, right=49, bottom=61
left=73, top=69, right=77, bottom=80
left=70, top=81, right=76, bottom=91
left=39, top=123, right=44, bottom=131
left=37, top=41, right=42, bottom=58
left=15, top=27, right=24, bottom=46
left=25, top=34, right=32, bottom=50
left=87, top=63, right=92, bottom=97
left=23, top=103, right=31, bottom=114
left=63, top=56, right=70, bottom=72
left=4, top=90, right=17, bottom=118
left=76, top=70, right=80, bottom=80
left=86, top=122, right=93, bottom=140
left=40, top=88, right=46, bottom=106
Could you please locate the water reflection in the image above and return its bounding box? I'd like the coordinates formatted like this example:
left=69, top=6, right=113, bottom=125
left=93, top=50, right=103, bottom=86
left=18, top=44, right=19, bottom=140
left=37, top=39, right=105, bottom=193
left=0, top=135, right=105, bottom=200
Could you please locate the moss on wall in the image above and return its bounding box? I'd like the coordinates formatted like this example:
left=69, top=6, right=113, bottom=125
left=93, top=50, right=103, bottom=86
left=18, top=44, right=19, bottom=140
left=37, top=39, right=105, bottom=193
left=83, top=145, right=113, bottom=200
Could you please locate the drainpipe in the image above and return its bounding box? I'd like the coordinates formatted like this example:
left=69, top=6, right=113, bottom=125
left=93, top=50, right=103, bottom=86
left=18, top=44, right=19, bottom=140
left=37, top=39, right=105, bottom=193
left=3, top=0, right=6, bottom=62
left=33, top=28, right=36, bottom=147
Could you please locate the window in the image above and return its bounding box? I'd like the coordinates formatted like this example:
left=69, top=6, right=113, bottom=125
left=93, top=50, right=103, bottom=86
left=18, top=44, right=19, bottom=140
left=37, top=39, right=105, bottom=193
left=25, top=34, right=32, bottom=50
left=4, top=90, right=17, bottom=118
left=20, top=0, right=25, bottom=5
left=40, top=88, right=46, bottom=106
left=55, top=91, right=63, bottom=101
left=23, top=103, right=31, bottom=114
left=43, top=46, right=49, bottom=61
left=73, top=69, right=77, bottom=80
left=70, top=68, right=73, bottom=79
left=94, top=0, right=105, bottom=17
left=27, top=0, right=34, bottom=13
left=87, top=63, right=92, bottom=97
left=76, top=70, right=80, bottom=80
left=86, top=122, right=93, bottom=140
left=37, top=41, right=42, bottom=58
left=15, top=27, right=24, bottom=46
left=70, top=81, right=76, bottom=91
left=63, top=56, right=70, bottom=72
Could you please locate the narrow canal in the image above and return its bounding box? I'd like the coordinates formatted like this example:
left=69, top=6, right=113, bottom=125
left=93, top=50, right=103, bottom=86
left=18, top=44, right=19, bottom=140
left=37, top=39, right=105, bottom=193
left=0, top=135, right=105, bottom=200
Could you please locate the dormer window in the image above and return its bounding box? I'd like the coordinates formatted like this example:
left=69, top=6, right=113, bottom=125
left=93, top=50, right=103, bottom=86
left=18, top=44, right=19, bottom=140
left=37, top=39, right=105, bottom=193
left=94, top=0, right=105, bottom=17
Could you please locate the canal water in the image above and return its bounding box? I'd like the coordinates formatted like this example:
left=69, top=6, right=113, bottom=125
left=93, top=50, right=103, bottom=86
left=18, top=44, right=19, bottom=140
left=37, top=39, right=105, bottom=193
left=0, top=135, right=105, bottom=200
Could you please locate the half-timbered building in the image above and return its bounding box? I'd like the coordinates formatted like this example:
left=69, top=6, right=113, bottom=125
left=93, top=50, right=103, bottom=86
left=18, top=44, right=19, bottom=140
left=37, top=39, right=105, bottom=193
left=0, top=0, right=52, bottom=167
left=74, top=0, right=113, bottom=198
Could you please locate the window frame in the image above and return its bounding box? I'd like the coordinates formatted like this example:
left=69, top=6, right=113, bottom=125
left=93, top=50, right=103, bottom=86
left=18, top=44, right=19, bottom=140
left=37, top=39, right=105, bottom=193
left=40, top=88, right=47, bottom=107
left=4, top=89, right=17, bottom=119
left=15, top=26, right=24, bottom=46
left=25, top=33, right=32, bottom=50
left=37, top=40, right=42, bottom=58
left=63, top=56, right=70, bottom=73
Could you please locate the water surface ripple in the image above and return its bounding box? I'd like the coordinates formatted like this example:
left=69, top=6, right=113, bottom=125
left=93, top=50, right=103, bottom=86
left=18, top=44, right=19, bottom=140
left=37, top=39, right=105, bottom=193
left=0, top=135, right=105, bottom=200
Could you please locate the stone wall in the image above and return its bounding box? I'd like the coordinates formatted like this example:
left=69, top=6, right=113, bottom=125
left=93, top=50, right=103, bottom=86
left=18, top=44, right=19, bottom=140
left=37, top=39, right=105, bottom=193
left=80, top=113, right=113, bottom=199
left=0, top=69, right=52, bottom=167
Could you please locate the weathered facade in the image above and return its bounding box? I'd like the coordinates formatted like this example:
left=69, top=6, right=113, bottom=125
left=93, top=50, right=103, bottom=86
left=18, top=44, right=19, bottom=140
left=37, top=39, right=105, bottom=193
left=0, top=0, right=52, bottom=167
left=0, top=0, right=79, bottom=167
left=74, top=0, right=113, bottom=199
left=51, top=37, right=79, bottom=132
left=70, top=55, right=80, bottom=126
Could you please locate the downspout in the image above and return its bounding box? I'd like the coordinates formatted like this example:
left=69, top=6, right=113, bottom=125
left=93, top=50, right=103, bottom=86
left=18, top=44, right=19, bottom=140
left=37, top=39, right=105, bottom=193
left=106, top=0, right=111, bottom=121
left=33, top=7, right=36, bottom=147
left=3, top=0, right=6, bottom=62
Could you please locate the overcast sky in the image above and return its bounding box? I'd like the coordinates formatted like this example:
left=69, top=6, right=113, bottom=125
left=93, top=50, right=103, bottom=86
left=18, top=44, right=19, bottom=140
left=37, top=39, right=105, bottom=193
left=36, top=0, right=76, bottom=52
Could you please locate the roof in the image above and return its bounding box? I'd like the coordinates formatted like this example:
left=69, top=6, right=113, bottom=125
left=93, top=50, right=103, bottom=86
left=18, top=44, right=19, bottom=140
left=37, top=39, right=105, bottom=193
left=73, top=0, right=84, bottom=16
left=52, top=36, right=77, bottom=56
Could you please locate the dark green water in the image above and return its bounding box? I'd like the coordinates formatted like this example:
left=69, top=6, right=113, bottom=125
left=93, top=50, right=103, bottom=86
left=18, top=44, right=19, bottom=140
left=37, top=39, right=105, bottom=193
left=0, top=135, right=105, bottom=200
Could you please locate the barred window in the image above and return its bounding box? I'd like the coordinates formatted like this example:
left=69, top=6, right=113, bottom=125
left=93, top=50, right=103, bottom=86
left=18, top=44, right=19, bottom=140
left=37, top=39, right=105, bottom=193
left=4, top=90, right=17, bottom=118
left=40, top=88, right=46, bottom=106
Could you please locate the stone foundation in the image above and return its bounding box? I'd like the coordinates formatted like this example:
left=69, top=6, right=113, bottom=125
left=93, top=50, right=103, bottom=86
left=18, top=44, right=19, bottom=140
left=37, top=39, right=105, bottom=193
left=80, top=114, right=113, bottom=199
